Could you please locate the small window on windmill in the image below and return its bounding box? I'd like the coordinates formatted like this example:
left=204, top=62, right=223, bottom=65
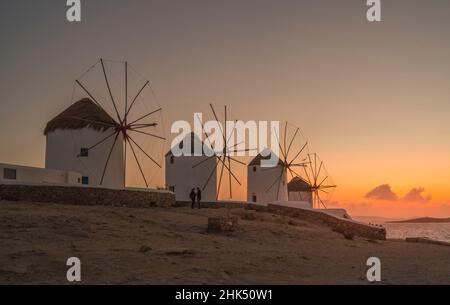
left=80, top=148, right=89, bottom=157
left=252, top=194, right=257, bottom=203
left=81, top=176, right=89, bottom=185
left=170, top=156, right=175, bottom=164
left=253, top=166, right=257, bottom=172
left=3, top=168, right=17, bottom=180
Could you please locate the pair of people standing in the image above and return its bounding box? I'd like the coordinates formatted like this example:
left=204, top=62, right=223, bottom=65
left=189, top=188, right=202, bottom=209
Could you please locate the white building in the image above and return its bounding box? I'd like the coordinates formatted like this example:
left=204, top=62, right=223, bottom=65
left=165, top=132, right=217, bottom=202
left=0, top=163, right=81, bottom=185
left=288, top=177, right=313, bottom=207
left=247, top=149, right=289, bottom=203
left=45, top=98, right=125, bottom=189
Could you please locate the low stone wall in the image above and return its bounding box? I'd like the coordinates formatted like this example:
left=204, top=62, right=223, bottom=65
left=175, top=201, right=247, bottom=209
left=0, top=184, right=175, bottom=208
left=246, top=203, right=386, bottom=241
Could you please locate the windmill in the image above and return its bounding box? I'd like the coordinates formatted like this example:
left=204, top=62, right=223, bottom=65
left=192, top=104, right=250, bottom=200
left=68, top=59, right=165, bottom=188
left=264, top=122, right=309, bottom=201
left=302, top=153, right=337, bottom=209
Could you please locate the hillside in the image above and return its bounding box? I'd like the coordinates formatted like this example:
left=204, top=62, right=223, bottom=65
left=1, top=201, right=450, bottom=284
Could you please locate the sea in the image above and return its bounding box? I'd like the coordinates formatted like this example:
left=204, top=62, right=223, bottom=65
left=383, top=223, right=450, bottom=243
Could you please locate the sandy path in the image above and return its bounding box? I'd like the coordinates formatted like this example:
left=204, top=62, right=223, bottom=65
left=0, top=201, right=449, bottom=284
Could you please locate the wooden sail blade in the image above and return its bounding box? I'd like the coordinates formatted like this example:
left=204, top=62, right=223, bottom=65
left=228, top=156, right=233, bottom=198
left=316, top=161, right=323, bottom=184
left=128, top=108, right=162, bottom=126
left=202, top=157, right=220, bottom=191
left=125, top=61, right=128, bottom=121
left=265, top=168, right=284, bottom=193
left=283, top=122, right=288, bottom=162
left=302, top=166, right=313, bottom=186
left=286, top=127, right=299, bottom=159
left=87, top=131, right=117, bottom=152
left=216, top=159, right=226, bottom=200
left=195, top=113, right=215, bottom=150
left=124, top=137, right=127, bottom=187
left=129, top=128, right=166, bottom=141
left=288, top=142, right=308, bottom=166
left=314, top=154, right=318, bottom=184
left=128, top=139, right=149, bottom=188
left=273, top=127, right=287, bottom=161
left=100, top=59, right=122, bottom=123
left=289, top=163, right=309, bottom=167
left=317, top=176, right=328, bottom=187
left=75, top=79, right=104, bottom=110
left=218, top=156, right=242, bottom=186
left=308, top=154, right=316, bottom=184
left=127, top=136, right=162, bottom=168
left=319, top=185, right=337, bottom=189
left=209, top=104, right=226, bottom=143
left=100, top=132, right=120, bottom=185
left=318, top=192, right=327, bottom=209
left=125, top=80, right=149, bottom=117
left=130, top=123, right=158, bottom=130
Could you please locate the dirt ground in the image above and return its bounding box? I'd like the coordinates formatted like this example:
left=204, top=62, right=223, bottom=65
left=0, top=200, right=449, bottom=285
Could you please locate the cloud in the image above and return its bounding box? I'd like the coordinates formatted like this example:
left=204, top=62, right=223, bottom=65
left=365, top=184, right=399, bottom=201
left=403, top=187, right=431, bottom=203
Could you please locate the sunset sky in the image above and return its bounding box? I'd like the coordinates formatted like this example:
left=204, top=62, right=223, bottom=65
left=1, top=0, right=449, bottom=218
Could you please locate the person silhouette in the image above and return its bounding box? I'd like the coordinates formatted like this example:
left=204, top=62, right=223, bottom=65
left=196, top=187, right=202, bottom=209
left=189, top=188, right=196, bottom=209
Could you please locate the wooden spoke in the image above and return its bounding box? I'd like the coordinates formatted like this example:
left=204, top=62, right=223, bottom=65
left=100, top=59, right=122, bottom=123
left=286, top=127, right=299, bottom=158
left=125, top=80, right=150, bottom=117
left=100, top=132, right=120, bottom=185
left=228, top=156, right=232, bottom=198
left=216, top=159, right=226, bottom=200
left=127, top=136, right=162, bottom=168
left=265, top=168, right=284, bottom=193
left=203, top=157, right=220, bottom=191
left=75, top=79, right=104, bottom=110
left=128, top=139, right=149, bottom=188
left=128, top=108, right=162, bottom=126
left=87, top=131, right=117, bottom=152
left=218, top=157, right=242, bottom=186
left=209, top=104, right=226, bottom=143
left=288, top=142, right=308, bottom=166
left=128, top=129, right=166, bottom=141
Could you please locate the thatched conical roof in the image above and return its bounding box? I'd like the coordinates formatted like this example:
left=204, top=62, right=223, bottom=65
left=166, top=132, right=215, bottom=157
left=248, top=149, right=283, bottom=167
left=288, top=177, right=311, bottom=192
left=44, top=98, right=116, bottom=135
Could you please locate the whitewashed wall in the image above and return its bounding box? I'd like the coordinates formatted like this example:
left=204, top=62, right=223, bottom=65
left=247, top=164, right=288, bottom=203
left=45, top=128, right=125, bottom=189
left=165, top=154, right=217, bottom=202
left=0, top=163, right=81, bottom=185
left=288, top=191, right=313, bottom=207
